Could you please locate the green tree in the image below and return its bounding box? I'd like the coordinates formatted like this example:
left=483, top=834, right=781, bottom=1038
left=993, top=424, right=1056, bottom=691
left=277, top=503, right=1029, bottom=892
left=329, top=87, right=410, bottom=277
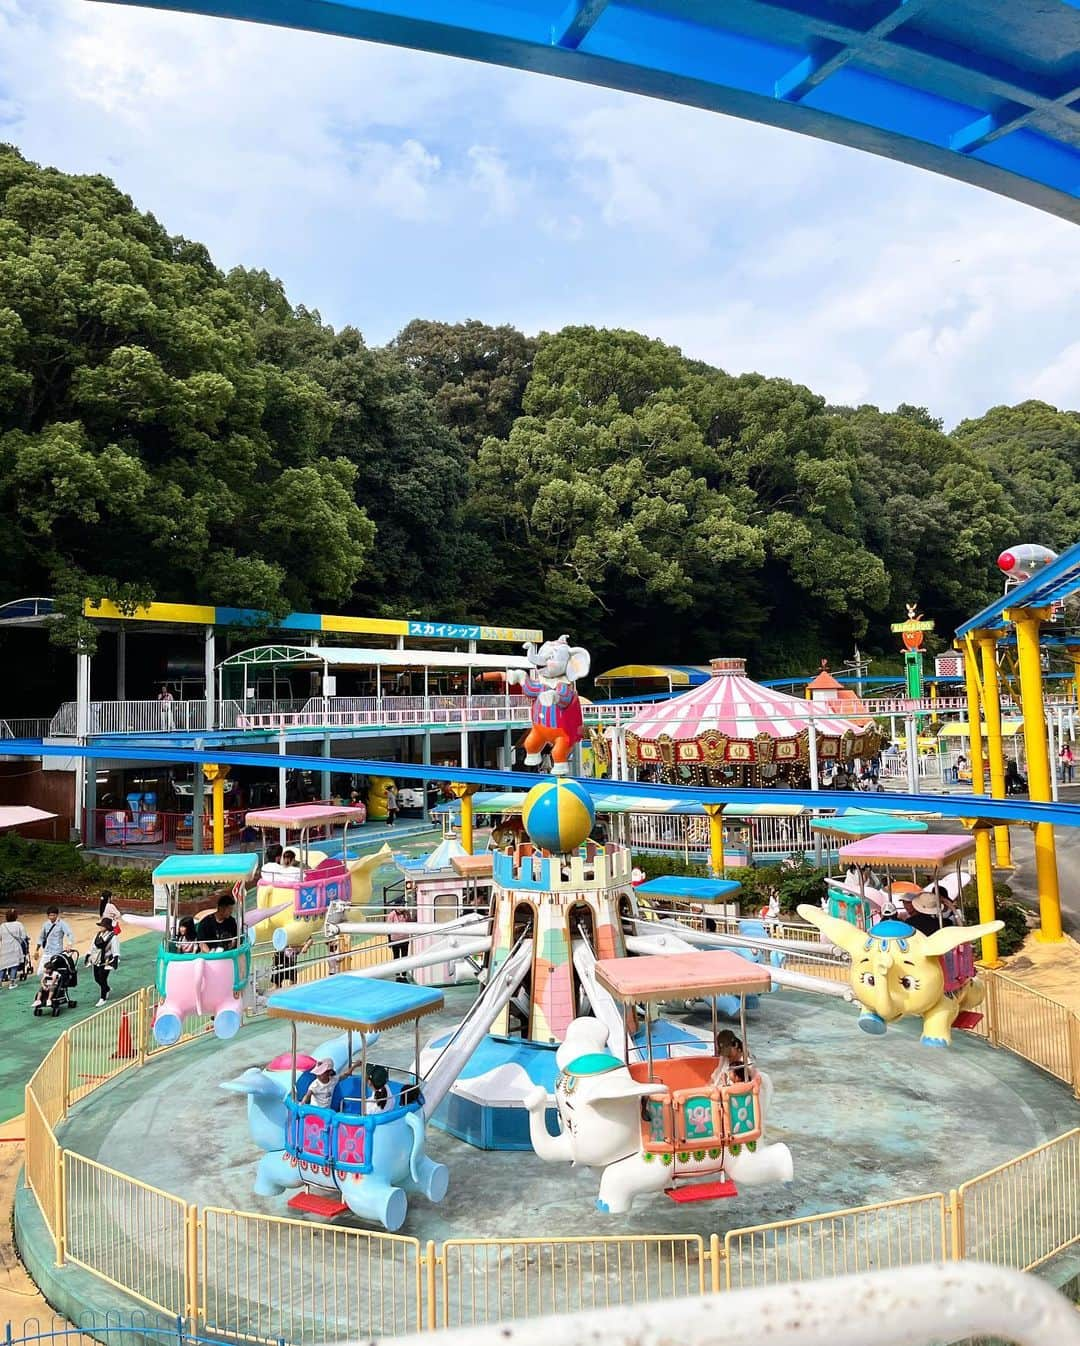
left=389, top=318, right=535, bottom=451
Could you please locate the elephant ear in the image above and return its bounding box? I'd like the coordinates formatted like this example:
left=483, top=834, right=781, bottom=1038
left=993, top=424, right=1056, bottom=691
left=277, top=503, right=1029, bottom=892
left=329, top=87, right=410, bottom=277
left=565, top=647, right=591, bottom=681
left=588, top=1072, right=666, bottom=1107
left=921, top=920, right=1004, bottom=958
left=796, top=904, right=866, bottom=955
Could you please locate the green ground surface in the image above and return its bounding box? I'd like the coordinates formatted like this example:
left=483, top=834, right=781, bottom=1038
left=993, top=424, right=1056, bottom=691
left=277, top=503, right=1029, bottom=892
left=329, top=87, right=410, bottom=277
left=0, top=831, right=445, bottom=1124
left=0, top=930, right=161, bottom=1123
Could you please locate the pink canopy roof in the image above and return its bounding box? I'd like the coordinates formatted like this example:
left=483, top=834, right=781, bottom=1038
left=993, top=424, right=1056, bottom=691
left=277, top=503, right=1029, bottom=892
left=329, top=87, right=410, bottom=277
left=246, top=804, right=367, bottom=828
left=626, top=658, right=869, bottom=742
left=837, top=834, right=975, bottom=867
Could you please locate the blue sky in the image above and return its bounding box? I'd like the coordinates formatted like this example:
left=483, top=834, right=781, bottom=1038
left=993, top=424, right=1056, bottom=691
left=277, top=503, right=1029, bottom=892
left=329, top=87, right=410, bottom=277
left=1, top=0, right=1078, bottom=426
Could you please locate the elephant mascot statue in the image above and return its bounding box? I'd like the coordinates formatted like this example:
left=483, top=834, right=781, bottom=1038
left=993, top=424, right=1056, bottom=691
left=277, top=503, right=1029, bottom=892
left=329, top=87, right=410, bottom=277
left=506, top=635, right=590, bottom=776
left=797, top=906, right=1003, bottom=1046
left=221, top=1034, right=449, bottom=1232
left=523, top=1019, right=793, bottom=1214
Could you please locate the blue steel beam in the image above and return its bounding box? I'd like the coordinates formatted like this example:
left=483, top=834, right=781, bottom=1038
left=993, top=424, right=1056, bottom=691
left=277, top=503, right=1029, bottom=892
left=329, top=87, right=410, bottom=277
left=92, top=1, right=1080, bottom=224
left=9, top=738, right=1080, bottom=828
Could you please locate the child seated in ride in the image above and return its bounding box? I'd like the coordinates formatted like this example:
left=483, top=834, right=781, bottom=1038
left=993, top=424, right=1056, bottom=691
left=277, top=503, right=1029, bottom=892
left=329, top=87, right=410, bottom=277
left=708, top=1030, right=748, bottom=1086
left=303, top=1058, right=339, bottom=1109
left=173, top=916, right=199, bottom=953
left=365, top=1063, right=394, bottom=1114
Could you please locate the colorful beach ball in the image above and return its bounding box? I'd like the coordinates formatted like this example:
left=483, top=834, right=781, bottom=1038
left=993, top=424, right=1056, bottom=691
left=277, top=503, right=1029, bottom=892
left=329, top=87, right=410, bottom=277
left=522, top=778, right=595, bottom=854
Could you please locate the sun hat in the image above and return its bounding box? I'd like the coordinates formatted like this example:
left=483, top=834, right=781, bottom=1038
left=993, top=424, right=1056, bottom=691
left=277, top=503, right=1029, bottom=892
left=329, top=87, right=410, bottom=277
left=314, top=1058, right=336, bottom=1076
left=911, top=893, right=943, bottom=915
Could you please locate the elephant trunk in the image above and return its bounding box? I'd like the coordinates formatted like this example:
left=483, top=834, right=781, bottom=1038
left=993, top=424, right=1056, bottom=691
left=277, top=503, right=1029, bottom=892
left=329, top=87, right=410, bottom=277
left=523, top=1086, right=572, bottom=1163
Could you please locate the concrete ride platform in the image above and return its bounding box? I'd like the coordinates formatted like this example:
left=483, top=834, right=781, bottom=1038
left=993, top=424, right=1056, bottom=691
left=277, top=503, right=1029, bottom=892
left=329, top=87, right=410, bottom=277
left=53, top=986, right=1075, bottom=1245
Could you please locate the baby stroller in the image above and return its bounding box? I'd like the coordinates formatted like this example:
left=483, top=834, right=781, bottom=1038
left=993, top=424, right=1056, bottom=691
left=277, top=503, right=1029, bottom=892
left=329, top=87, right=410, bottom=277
left=33, top=951, right=78, bottom=1017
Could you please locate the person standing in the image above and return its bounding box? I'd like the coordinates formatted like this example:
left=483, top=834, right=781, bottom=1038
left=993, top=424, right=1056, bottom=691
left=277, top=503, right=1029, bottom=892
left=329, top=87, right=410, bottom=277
left=385, top=782, right=399, bottom=827
left=1060, top=743, right=1074, bottom=784
left=99, top=890, right=122, bottom=934
left=85, top=918, right=120, bottom=1005
left=386, top=899, right=412, bottom=981
left=35, top=906, right=75, bottom=974
left=0, top=909, right=28, bottom=988
left=158, top=684, right=175, bottom=730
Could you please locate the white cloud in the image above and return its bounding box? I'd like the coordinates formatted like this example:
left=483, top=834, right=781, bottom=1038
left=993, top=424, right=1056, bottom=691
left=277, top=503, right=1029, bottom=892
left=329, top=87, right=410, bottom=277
left=0, top=0, right=1078, bottom=425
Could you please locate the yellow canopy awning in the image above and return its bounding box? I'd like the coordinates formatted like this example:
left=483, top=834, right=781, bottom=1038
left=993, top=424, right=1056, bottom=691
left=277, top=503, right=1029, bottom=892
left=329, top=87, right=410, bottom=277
left=939, top=720, right=1025, bottom=738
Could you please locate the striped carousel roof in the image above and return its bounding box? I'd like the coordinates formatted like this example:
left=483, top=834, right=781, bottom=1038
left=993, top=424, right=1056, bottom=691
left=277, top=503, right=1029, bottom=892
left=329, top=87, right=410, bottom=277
left=625, top=657, right=869, bottom=742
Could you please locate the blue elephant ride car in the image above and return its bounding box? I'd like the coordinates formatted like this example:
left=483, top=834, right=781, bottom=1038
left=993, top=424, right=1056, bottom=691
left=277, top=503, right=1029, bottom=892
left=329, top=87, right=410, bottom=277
left=259, top=977, right=451, bottom=1230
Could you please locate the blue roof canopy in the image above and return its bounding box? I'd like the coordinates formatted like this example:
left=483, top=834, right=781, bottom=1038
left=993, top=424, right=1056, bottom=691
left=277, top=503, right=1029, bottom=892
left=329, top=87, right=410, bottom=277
left=634, top=876, right=742, bottom=903
left=267, top=976, right=445, bottom=1032
left=152, top=852, right=261, bottom=885
left=100, top=0, right=1080, bottom=224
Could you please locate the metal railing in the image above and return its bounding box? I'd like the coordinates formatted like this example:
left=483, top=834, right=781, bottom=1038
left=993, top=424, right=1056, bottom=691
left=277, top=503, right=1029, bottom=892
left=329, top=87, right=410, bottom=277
left=64, top=1152, right=191, bottom=1319
left=626, top=811, right=823, bottom=859
left=200, top=1207, right=421, bottom=1343
left=723, top=1193, right=949, bottom=1289
left=973, top=972, right=1080, bottom=1090
left=438, top=1235, right=709, bottom=1329
left=956, top=1130, right=1080, bottom=1272
left=18, top=956, right=1080, bottom=1340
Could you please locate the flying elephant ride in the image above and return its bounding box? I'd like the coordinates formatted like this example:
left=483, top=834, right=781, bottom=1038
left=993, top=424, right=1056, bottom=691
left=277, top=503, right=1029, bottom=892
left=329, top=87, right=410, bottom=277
left=524, top=950, right=793, bottom=1213
left=222, top=977, right=449, bottom=1231
left=800, top=833, right=1003, bottom=1046
left=124, top=853, right=292, bottom=1045
left=246, top=805, right=391, bottom=952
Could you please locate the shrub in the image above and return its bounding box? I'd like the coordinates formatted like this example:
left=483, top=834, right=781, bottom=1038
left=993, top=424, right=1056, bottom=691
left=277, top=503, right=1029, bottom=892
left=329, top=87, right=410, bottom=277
left=0, top=835, right=152, bottom=899
left=960, top=879, right=1029, bottom=958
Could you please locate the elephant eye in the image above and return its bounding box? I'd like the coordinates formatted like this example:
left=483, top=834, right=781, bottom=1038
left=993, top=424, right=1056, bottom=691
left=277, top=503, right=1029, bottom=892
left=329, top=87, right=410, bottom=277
left=862, top=973, right=875, bottom=987
left=900, top=976, right=917, bottom=991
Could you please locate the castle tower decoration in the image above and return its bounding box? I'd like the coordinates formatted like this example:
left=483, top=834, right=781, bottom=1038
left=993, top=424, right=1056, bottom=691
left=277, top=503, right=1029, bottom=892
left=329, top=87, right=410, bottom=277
left=487, top=833, right=635, bottom=1043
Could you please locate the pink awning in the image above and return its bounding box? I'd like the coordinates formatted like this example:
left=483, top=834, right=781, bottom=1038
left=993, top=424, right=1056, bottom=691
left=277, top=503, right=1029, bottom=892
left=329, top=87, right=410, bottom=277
left=246, top=805, right=367, bottom=828
left=837, top=834, right=975, bottom=867
left=0, top=806, right=57, bottom=831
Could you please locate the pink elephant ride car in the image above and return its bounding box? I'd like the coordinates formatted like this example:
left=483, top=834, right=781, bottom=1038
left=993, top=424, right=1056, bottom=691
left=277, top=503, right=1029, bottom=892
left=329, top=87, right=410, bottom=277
left=125, top=852, right=290, bottom=1046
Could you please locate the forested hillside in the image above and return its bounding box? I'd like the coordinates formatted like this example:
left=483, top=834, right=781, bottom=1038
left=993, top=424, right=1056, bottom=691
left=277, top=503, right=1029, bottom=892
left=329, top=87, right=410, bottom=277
left=2, top=144, right=1076, bottom=671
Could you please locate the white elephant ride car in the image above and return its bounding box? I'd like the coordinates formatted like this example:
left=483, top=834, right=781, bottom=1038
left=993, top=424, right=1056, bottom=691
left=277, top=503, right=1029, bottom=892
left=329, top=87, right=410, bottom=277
left=525, top=951, right=793, bottom=1213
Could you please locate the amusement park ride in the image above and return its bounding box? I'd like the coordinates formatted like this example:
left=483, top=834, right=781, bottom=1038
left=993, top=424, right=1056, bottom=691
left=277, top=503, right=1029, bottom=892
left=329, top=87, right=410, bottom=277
left=201, top=737, right=997, bottom=1230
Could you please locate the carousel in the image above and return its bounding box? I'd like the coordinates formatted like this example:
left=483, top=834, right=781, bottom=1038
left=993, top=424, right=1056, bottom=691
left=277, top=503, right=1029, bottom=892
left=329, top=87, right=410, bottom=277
left=623, top=657, right=883, bottom=787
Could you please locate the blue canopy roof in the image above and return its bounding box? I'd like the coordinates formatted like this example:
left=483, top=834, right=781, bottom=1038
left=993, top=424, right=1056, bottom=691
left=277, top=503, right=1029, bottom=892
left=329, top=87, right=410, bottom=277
left=266, top=976, right=444, bottom=1032
left=634, top=877, right=742, bottom=903
left=152, top=852, right=260, bottom=885
left=98, top=1, right=1080, bottom=225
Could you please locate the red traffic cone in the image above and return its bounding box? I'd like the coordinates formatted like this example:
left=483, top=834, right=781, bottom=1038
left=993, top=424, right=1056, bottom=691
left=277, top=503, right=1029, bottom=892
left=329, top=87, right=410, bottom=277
left=111, top=1009, right=137, bottom=1060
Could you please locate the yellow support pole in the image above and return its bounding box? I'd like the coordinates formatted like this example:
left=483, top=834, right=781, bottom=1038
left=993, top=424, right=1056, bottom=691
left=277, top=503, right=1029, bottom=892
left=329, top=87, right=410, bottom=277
left=1071, top=651, right=1080, bottom=709
left=959, top=646, right=999, bottom=965
left=930, top=680, right=939, bottom=726
left=449, top=783, right=477, bottom=855
left=1007, top=607, right=1063, bottom=942
left=202, top=763, right=228, bottom=855
left=975, top=633, right=1012, bottom=869
left=704, top=804, right=725, bottom=877
left=971, top=822, right=1000, bottom=967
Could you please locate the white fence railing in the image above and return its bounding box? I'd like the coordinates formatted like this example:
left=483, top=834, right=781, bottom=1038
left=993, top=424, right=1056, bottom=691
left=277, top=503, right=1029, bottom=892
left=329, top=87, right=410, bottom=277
left=0, top=718, right=53, bottom=739
left=625, top=810, right=828, bottom=858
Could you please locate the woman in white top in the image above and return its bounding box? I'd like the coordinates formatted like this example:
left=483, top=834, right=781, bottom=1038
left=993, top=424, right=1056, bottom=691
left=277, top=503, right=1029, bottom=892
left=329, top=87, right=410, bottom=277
left=0, top=908, right=28, bottom=988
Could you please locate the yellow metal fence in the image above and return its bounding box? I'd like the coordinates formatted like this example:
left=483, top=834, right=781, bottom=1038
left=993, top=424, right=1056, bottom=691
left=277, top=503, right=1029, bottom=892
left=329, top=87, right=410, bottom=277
left=19, top=958, right=1080, bottom=1341
left=201, top=1208, right=421, bottom=1344
left=437, top=1235, right=709, bottom=1329
left=63, top=1152, right=191, bottom=1320
left=724, top=1193, right=949, bottom=1290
